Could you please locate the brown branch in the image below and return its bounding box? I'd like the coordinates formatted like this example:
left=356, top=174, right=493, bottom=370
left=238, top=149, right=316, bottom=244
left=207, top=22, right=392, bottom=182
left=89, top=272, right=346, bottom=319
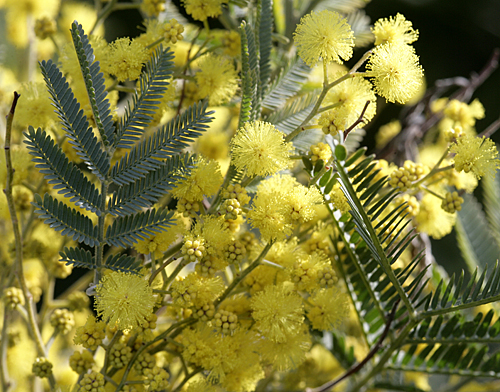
left=306, top=299, right=401, bottom=392
left=344, top=101, right=370, bottom=138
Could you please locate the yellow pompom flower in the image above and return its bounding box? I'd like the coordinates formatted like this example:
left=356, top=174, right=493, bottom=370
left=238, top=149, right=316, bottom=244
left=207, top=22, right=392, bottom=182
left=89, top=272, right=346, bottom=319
left=251, top=284, right=304, bottom=343
left=451, top=134, right=500, bottom=180
left=195, top=54, right=238, bottom=105
left=14, top=82, right=58, bottom=129
left=257, top=325, right=311, bottom=371
left=172, top=158, right=223, bottom=202
left=366, top=43, right=423, bottom=104
left=95, top=272, right=156, bottom=330
left=306, top=287, right=350, bottom=330
left=415, top=194, right=456, bottom=240
left=372, top=13, right=419, bottom=46
left=230, top=121, right=293, bottom=177
left=293, top=10, right=354, bottom=67
left=106, top=38, right=149, bottom=82
left=324, top=73, right=377, bottom=126
left=247, top=195, right=293, bottom=241
left=183, top=0, right=227, bottom=21
left=141, top=0, right=166, bottom=17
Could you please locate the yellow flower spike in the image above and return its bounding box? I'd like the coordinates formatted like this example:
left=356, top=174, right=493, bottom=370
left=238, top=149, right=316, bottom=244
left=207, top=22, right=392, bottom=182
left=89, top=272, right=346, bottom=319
left=95, top=272, right=156, bottom=330
left=293, top=10, right=354, bottom=67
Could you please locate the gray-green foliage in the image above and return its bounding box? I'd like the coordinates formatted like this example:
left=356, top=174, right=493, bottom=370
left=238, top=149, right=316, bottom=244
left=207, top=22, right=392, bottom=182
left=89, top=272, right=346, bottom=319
left=305, top=143, right=500, bottom=390
left=24, top=21, right=213, bottom=276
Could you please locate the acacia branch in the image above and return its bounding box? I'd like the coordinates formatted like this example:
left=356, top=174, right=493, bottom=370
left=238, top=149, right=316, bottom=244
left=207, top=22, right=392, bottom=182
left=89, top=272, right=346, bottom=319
left=306, top=299, right=400, bottom=392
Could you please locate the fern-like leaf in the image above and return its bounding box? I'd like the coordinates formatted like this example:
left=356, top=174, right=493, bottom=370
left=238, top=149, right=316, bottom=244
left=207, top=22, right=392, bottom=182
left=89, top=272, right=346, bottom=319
left=33, top=193, right=99, bottom=247
left=266, top=91, right=321, bottom=150
left=258, top=0, right=273, bottom=96
left=105, top=208, right=175, bottom=248
left=104, top=253, right=142, bottom=274
left=71, top=21, right=115, bottom=146
left=262, top=57, right=311, bottom=110
left=24, top=127, right=102, bottom=215
left=333, top=148, right=417, bottom=315
left=455, top=193, right=500, bottom=273
left=420, top=262, right=500, bottom=317
left=59, top=247, right=95, bottom=269
left=115, top=46, right=175, bottom=148
left=406, top=309, right=500, bottom=344
left=481, top=174, right=500, bottom=248
left=107, top=153, right=195, bottom=217
left=389, top=340, right=500, bottom=378
left=110, top=101, right=213, bottom=186
left=39, top=59, right=109, bottom=181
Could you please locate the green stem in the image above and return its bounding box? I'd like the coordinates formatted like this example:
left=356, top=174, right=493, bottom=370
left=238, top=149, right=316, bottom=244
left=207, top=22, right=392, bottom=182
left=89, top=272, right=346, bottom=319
left=215, top=241, right=274, bottom=308
left=94, top=180, right=108, bottom=285
left=172, top=368, right=203, bottom=392
left=3, top=92, right=57, bottom=389
left=0, top=310, right=11, bottom=391
left=101, top=330, right=123, bottom=374
left=284, top=50, right=371, bottom=143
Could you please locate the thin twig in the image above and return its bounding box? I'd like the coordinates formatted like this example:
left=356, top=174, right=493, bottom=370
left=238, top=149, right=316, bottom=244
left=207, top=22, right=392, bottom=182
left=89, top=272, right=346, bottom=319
left=3, top=92, right=57, bottom=389
left=344, top=101, right=370, bottom=138
left=306, top=299, right=400, bottom=392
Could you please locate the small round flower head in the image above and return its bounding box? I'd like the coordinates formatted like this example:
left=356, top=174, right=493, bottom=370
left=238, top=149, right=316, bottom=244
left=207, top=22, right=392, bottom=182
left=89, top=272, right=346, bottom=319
left=415, top=194, right=456, bottom=239
left=32, top=357, right=53, bottom=378
left=172, top=158, right=223, bottom=202
left=230, top=121, right=293, bottom=177
left=223, top=30, right=241, bottom=57
left=14, top=82, right=58, bottom=129
left=181, top=325, right=240, bottom=381
left=109, top=342, right=133, bottom=369
left=329, top=183, right=350, bottom=214
left=135, top=215, right=183, bottom=258
left=141, top=0, right=166, bottom=17
left=79, top=371, right=105, bottom=392
left=95, top=271, right=156, bottom=330
left=106, top=38, right=149, bottom=82
left=144, top=366, right=169, bottom=391
left=247, top=195, right=293, bottom=241
left=195, top=54, right=238, bottom=105
left=73, top=315, right=106, bottom=351
left=50, top=308, right=75, bottom=335
left=293, top=10, right=354, bottom=67
left=451, top=134, right=500, bottom=180
left=443, top=98, right=485, bottom=130
left=183, top=0, right=227, bottom=21
left=257, top=325, right=311, bottom=371
left=69, top=350, right=95, bottom=374
left=34, top=16, right=57, bottom=40
left=441, top=191, right=464, bottom=214
left=310, top=142, right=332, bottom=163
left=251, top=284, right=304, bottom=343
left=366, top=43, right=423, bottom=104
left=376, top=120, right=401, bottom=149
left=163, top=19, right=184, bottom=44
left=306, top=287, right=350, bottom=330
left=324, top=73, right=377, bottom=125
left=3, top=287, right=24, bottom=309
left=372, top=13, right=419, bottom=46
left=68, top=291, right=90, bottom=312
